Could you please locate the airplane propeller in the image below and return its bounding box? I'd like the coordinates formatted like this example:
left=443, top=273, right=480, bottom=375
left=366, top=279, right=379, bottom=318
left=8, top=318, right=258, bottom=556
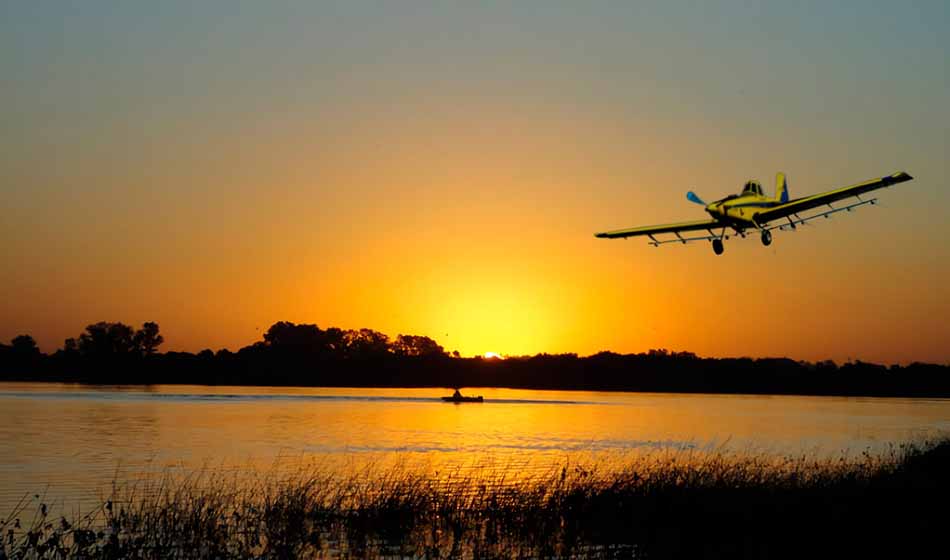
left=686, top=191, right=706, bottom=206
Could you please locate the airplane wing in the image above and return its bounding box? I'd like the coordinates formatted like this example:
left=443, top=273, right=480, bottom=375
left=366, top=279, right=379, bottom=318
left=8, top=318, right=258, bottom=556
left=595, top=219, right=724, bottom=240
left=753, top=171, right=913, bottom=226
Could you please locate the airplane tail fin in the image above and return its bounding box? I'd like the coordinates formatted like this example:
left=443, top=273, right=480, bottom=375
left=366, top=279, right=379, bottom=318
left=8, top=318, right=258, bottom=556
left=775, top=172, right=789, bottom=203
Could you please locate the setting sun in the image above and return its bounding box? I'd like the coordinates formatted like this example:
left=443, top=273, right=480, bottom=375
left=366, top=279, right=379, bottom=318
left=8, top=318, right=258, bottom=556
left=483, top=352, right=503, bottom=360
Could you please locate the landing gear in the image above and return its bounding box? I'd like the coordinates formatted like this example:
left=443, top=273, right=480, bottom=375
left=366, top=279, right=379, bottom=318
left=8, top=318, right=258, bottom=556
left=761, top=230, right=772, bottom=246
left=712, top=238, right=724, bottom=255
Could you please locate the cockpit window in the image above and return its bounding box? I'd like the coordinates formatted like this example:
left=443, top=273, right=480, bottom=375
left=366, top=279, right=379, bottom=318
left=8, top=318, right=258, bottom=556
left=743, top=180, right=762, bottom=195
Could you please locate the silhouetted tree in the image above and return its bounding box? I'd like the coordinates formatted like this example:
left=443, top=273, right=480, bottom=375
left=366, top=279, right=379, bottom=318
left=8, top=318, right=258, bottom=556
left=133, top=322, right=164, bottom=355
left=264, top=321, right=323, bottom=349
left=392, top=335, right=445, bottom=357
left=344, top=328, right=390, bottom=358
left=1, top=335, right=43, bottom=378
left=324, top=327, right=346, bottom=355
left=11, top=335, right=40, bottom=356
left=261, top=322, right=347, bottom=362
left=78, top=322, right=136, bottom=357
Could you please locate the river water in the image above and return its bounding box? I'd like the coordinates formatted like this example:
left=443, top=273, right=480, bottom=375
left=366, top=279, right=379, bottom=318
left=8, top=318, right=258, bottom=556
left=2, top=382, right=949, bottom=514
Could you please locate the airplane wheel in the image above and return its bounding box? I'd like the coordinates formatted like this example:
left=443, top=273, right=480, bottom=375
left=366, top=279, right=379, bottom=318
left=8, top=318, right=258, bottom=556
left=761, top=230, right=772, bottom=246
left=712, top=238, right=724, bottom=255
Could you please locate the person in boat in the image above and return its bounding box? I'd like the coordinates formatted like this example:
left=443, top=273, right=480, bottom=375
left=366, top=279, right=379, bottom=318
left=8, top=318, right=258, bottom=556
left=452, top=388, right=462, bottom=399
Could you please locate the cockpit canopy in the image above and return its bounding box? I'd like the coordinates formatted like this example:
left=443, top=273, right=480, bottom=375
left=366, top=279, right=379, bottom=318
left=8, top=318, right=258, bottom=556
left=742, top=180, right=763, bottom=196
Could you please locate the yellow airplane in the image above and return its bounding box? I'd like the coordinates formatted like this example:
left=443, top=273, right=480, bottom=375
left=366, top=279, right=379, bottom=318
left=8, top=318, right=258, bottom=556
left=595, top=171, right=913, bottom=255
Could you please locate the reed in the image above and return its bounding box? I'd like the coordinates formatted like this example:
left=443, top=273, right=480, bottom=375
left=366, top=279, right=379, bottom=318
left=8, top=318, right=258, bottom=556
left=2, top=439, right=948, bottom=559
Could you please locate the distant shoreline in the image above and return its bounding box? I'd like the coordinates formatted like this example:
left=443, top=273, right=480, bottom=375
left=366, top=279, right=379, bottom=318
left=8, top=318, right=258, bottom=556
left=5, top=359, right=950, bottom=399
left=4, top=320, right=949, bottom=399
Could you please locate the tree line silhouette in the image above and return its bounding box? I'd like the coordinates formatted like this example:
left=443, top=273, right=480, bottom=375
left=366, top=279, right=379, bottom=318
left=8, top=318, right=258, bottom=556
left=1, top=320, right=948, bottom=397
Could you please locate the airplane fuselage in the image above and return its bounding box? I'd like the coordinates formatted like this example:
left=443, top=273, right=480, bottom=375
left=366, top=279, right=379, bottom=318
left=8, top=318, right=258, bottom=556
left=704, top=193, right=778, bottom=231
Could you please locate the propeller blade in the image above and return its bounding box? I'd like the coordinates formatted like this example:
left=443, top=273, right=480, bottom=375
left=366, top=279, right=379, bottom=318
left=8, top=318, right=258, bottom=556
left=686, top=191, right=706, bottom=206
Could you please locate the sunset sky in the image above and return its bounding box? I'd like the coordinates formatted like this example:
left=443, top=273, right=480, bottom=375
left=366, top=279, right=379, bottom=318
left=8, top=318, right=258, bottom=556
left=2, top=1, right=949, bottom=364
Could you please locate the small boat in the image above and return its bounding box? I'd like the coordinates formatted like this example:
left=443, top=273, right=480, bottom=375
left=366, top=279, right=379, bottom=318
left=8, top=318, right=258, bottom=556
left=441, top=393, right=484, bottom=403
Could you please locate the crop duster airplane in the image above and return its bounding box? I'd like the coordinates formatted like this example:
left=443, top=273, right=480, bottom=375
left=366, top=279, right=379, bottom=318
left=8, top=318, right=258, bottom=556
left=595, top=171, right=913, bottom=255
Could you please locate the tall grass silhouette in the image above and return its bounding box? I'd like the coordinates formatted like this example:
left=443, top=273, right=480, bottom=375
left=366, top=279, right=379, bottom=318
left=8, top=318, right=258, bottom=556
left=3, top=439, right=948, bottom=558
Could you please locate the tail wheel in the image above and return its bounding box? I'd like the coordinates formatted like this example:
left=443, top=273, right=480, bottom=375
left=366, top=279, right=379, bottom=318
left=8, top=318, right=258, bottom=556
left=712, top=238, right=724, bottom=255
left=761, top=230, right=772, bottom=246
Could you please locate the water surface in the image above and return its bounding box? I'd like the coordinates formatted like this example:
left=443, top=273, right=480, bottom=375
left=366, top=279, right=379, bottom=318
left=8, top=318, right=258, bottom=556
left=2, top=382, right=949, bottom=514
